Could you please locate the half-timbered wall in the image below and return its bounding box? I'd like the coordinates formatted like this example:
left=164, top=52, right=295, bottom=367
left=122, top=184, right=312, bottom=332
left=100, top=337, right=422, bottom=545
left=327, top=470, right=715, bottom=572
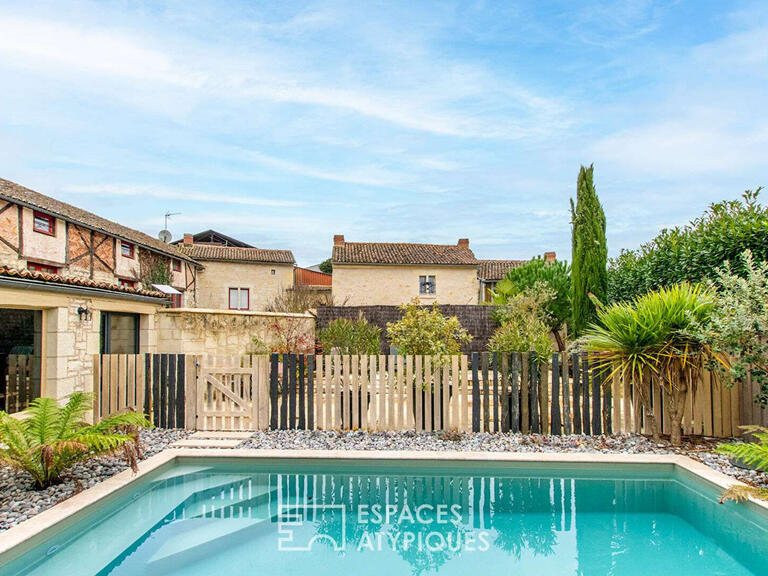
left=0, top=200, right=194, bottom=297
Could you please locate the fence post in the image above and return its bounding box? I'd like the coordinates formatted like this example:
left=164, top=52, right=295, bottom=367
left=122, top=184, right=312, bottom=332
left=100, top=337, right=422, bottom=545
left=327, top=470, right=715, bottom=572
left=572, top=353, right=581, bottom=434
left=92, top=354, right=101, bottom=423
left=551, top=353, right=561, bottom=435
left=307, top=355, right=315, bottom=431
left=471, top=352, right=480, bottom=432
left=185, top=355, right=197, bottom=429
left=270, top=354, right=279, bottom=430
left=561, top=354, right=571, bottom=435
left=582, top=355, right=591, bottom=435
left=529, top=352, right=539, bottom=433
left=510, top=353, right=520, bottom=433
left=591, top=363, right=602, bottom=435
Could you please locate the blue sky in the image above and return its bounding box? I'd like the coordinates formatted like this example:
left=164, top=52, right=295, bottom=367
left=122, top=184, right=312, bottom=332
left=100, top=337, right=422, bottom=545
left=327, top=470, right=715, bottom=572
left=0, top=0, right=766, bottom=265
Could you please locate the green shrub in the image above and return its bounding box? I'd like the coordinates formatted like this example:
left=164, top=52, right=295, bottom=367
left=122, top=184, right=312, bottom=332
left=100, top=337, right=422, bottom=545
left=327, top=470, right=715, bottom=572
left=608, top=188, right=768, bottom=303
left=688, top=250, right=768, bottom=405
left=717, top=427, right=768, bottom=502
left=319, top=316, right=381, bottom=355
left=386, top=301, right=471, bottom=356
left=0, top=393, right=150, bottom=489
left=490, top=259, right=570, bottom=349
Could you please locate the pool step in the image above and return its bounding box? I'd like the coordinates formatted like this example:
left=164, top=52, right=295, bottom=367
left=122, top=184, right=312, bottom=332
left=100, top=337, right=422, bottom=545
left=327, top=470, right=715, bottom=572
left=146, top=517, right=270, bottom=574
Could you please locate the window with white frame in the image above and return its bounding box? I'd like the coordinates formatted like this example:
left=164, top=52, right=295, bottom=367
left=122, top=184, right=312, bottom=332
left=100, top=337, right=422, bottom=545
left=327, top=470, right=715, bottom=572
left=228, top=287, right=249, bottom=310
left=419, top=275, right=436, bottom=295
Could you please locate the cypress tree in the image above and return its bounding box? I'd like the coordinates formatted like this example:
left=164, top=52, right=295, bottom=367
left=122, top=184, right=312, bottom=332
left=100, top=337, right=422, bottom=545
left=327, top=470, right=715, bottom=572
left=570, top=164, right=608, bottom=337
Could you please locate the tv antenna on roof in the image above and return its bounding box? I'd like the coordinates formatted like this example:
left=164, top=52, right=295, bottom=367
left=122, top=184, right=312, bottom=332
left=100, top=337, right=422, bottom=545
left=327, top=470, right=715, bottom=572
left=158, top=211, right=181, bottom=243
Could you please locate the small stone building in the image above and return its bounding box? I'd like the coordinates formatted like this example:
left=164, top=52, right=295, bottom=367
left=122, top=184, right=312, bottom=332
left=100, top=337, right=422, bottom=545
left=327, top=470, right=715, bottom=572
left=331, top=235, right=480, bottom=306
left=177, top=235, right=295, bottom=312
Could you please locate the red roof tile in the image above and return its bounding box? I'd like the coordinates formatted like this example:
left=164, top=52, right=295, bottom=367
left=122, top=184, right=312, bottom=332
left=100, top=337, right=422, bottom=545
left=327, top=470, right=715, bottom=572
left=178, top=244, right=295, bottom=264
left=333, top=241, right=476, bottom=266
left=0, top=267, right=166, bottom=298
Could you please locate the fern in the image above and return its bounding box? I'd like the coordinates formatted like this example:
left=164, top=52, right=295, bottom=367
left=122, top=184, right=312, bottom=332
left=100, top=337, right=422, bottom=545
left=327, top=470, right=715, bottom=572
left=0, top=392, right=150, bottom=489
left=716, top=426, right=768, bottom=472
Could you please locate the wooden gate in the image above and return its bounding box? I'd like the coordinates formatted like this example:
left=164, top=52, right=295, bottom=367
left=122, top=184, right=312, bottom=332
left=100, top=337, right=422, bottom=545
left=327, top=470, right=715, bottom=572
left=196, top=355, right=270, bottom=431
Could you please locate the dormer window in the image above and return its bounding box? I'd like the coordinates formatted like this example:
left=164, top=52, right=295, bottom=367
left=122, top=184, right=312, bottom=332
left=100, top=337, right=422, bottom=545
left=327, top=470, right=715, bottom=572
left=33, top=212, right=55, bottom=236
left=121, top=241, right=135, bottom=258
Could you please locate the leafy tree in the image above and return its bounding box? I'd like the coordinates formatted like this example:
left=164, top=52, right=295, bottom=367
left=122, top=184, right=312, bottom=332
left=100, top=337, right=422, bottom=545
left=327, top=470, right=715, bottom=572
left=582, top=282, right=718, bottom=445
left=490, top=257, right=570, bottom=349
left=688, top=250, right=768, bottom=406
left=319, top=316, right=381, bottom=355
left=386, top=301, right=472, bottom=356
left=608, top=188, right=768, bottom=302
left=489, top=284, right=554, bottom=358
left=0, top=393, right=149, bottom=489
left=318, top=259, right=333, bottom=274
left=570, top=164, right=608, bottom=337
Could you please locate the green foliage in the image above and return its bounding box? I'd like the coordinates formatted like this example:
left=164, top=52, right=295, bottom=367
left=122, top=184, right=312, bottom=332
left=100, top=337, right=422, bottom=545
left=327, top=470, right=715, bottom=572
left=608, top=188, right=768, bottom=303
left=688, top=250, right=768, bottom=405
left=488, top=286, right=554, bottom=358
left=318, top=259, right=333, bottom=274
left=490, top=257, right=571, bottom=331
left=386, top=301, right=472, bottom=356
left=582, top=282, right=716, bottom=444
left=141, top=258, right=172, bottom=287
left=570, top=164, right=608, bottom=337
left=0, top=393, right=150, bottom=489
left=319, top=316, right=381, bottom=355
left=717, top=426, right=768, bottom=503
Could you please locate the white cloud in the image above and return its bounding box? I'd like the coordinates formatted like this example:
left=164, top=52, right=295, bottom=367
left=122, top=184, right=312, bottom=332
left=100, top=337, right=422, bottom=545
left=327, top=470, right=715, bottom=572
left=62, top=183, right=303, bottom=207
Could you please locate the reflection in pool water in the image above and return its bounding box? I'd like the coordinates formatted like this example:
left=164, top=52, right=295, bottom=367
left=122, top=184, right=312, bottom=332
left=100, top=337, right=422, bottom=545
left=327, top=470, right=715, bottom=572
left=5, top=460, right=768, bottom=576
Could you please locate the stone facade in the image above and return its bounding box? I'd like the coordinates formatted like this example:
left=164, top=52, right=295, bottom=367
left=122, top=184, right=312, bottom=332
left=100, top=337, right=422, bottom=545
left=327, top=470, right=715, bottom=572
left=316, top=304, right=497, bottom=353
left=156, top=308, right=315, bottom=356
left=0, top=284, right=159, bottom=404
left=194, top=260, right=294, bottom=311
left=332, top=264, right=480, bottom=306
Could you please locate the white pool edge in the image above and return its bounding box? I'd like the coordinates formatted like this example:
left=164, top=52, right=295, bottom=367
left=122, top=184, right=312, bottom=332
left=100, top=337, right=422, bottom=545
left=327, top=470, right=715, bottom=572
left=0, top=449, right=765, bottom=561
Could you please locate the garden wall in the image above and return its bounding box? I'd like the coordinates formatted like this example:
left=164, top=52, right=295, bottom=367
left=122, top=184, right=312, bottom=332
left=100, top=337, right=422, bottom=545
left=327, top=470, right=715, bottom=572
left=156, top=308, right=315, bottom=355
left=315, top=305, right=497, bottom=353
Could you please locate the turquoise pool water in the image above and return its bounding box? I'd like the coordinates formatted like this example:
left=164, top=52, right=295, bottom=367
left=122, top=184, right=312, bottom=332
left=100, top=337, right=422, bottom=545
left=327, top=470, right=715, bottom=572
left=2, top=458, right=768, bottom=576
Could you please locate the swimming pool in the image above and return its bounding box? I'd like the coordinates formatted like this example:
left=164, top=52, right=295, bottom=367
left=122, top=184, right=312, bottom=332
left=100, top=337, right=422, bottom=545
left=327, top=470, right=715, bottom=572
left=2, top=454, right=767, bottom=576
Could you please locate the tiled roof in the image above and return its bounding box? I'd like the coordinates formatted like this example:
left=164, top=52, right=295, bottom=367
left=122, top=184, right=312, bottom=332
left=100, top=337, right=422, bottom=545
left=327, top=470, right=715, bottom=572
left=0, top=267, right=166, bottom=298
left=333, top=241, right=477, bottom=266
left=478, top=259, right=525, bottom=281
left=178, top=244, right=295, bottom=264
left=0, top=178, right=196, bottom=264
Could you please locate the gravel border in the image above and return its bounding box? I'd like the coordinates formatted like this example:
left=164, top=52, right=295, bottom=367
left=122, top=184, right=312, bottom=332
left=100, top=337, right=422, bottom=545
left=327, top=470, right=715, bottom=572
left=238, top=430, right=768, bottom=489
left=0, top=428, right=190, bottom=532
left=2, top=429, right=766, bottom=532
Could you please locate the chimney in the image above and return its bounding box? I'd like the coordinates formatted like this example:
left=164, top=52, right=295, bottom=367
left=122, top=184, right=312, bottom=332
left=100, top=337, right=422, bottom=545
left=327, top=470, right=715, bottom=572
left=457, top=238, right=470, bottom=249
left=183, top=233, right=194, bottom=245
left=334, top=234, right=345, bottom=246
left=544, top=251, right=556, bottom=262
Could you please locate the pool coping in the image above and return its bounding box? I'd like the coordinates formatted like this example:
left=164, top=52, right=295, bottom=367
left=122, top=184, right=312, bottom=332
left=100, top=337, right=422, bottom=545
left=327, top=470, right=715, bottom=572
left=1, top=448, right=765, bottom=562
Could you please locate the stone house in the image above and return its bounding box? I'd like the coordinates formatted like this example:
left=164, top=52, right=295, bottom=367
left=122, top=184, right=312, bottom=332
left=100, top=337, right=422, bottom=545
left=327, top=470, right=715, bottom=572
left=331, top=234, right=557, bottom=306
left=0, top=177, right=201, bottom=413
left=177, top=234, right=296, bottom=312
left=331, top=235, right=481, bottom=306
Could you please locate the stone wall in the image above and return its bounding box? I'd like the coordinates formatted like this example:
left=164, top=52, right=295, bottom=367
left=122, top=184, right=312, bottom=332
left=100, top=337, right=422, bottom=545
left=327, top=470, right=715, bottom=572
left=156, top=308, right=315, bottom=356
left=332, top=264, right=480, bottom=306
left=316, top=305, right=498, bottom=354
left=194, top=261, right=294, bottom=311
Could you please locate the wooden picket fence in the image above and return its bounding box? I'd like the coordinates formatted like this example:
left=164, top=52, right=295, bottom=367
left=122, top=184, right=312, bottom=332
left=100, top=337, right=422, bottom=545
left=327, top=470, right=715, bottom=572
left=92, top=352, right=761, bottom=436
left=270, top=352, right=747, bottom=437
left=92, top=354, right=189, bottom=427
left=4, top=354, right=39, bottom=413
left=196, top=355, right=270, bottom=431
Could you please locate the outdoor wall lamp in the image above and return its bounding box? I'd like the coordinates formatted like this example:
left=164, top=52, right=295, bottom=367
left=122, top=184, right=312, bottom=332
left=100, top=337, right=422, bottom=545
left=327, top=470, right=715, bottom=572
left=77, top=306, right=92, bottom=322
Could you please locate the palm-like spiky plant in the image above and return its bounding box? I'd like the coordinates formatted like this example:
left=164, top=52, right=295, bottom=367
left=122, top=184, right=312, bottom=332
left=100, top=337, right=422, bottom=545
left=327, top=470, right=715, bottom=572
left=582, top=282, right=720, bottom=445
left=0, top=392, right=150, bottom=489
